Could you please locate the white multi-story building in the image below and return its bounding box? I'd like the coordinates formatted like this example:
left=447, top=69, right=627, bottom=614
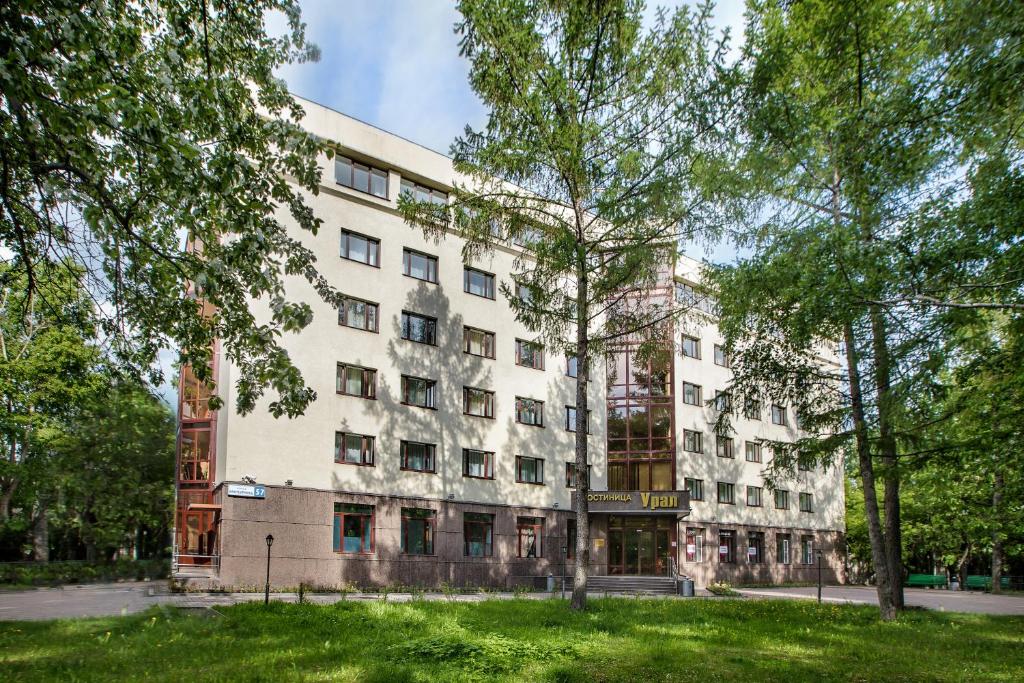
left=173, top=97, right=845, bottom=590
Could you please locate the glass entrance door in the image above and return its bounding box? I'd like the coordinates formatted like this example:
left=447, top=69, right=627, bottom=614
left=607, top=517, right=675, bottom=575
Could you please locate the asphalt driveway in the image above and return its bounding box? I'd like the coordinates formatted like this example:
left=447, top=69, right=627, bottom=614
left=737, top=585, right=1024, bottom=615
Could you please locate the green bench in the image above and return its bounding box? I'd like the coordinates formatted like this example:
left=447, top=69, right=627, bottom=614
left=964, top=575, right=1011, bottom=590
left=906, top=574, right=947, bottom=588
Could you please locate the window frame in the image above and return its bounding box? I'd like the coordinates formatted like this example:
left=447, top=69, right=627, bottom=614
left=516, top=516, right=544, bottom=558
left=744, top=397, right=762, bottom=420
left=400, top=375, right=437, bottom=409
left=800, top=535, right=815, bottom=565
left=462, top=449, right=495, bottom=480
left=682, top=429, right=703, bottom=453
left=338, top=296, right=379, bottom=333
left=745, top=441, right=762, bottom=463
left=775, top=489, right=790, bottom=510
left=682, top=382, right=702, bottom=406
left=748, top=531, right=765, bottom=564
left=565, top=462, right=591, bottom=489
left=717, top=481, right=735, bottom=505
left=718, top=530, right=736, bottom=564
left=463, top=386, right=495, bottom=419
left=771, top=404, right=787, bottom=425
left=464, top=512, right=494, bottom=556
left=402, top=248, right=439, bottom=284
left=400, top=508, right=435, bottom=555
left=339, top=229, right=380, bottom=268
left=685, top=527, right=705, bottom=562
left=335, top=155, right=388, bottom=199
left=463, top=267, right=496, bottom=300
left=713, top=344, right=730, bottom=368
left=463, top=326, right=496, bottom=359
left=777, top=533, right=792, bottom=565
left=336, top=363, right=377, bottom=399
left=515, top=397, right=545, bottom=427
left=799, top=492, right=814, bottom=513
left=716, top=435, right=734, bottom=459
left=681, top=335, right=701, bottom=359
left=401, top=178, right=448, bottom=206
left=400, top=441, right=436, bottom=473
left=400, top=310, right=438, bottom=346
left=684, top=477, right=704, bottom=501
left=515, top=338, right=545, bottom=370
left=746, top=485, right=763, bottom=507
left=334, top=432, right=375, bottom=467
left=515, top=456, right=545, bottom=485
left=564, top=405, right=591, bottom=433
left=333, top=503, right=374, bottom=554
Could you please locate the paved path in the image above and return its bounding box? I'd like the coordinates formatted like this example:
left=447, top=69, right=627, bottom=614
left=737, top=585, right=1024, bottom=615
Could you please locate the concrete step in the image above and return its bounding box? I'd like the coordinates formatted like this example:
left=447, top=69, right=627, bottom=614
left=588, top=575, right=676, bottom=594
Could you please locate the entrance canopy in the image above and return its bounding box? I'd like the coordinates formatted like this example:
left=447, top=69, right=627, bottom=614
left=576, top=490, right=690, bottom=516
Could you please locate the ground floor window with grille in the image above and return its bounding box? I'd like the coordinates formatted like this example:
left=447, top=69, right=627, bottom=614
left=776, top=533, right=792, bottom=564
left=517, top=516, right=544, bottom=558
left=333, top=503, right=374, bottom=554
left=718, top=529, right=736, bottom=563
left=400, top=508, right=435, bottom=555
left=801, top=535, right=815, bottom=564
left=747, top=531, right=765, bottom=563
left=685, top=527, right=704, bottom=562
left=464, top=513, right=494, bottom=556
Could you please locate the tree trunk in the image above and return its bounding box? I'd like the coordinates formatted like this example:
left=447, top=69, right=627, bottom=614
left=32, top=500, right=49, bottom=562
left=991, top=469, right=1004, bottom=594
left=869, top=308, right=904, bottom=610
left=956, top=542, right=972, bottom=587
left=845, top=322, right=897, bottom=620
left=571, top=237, right=591, bottom=611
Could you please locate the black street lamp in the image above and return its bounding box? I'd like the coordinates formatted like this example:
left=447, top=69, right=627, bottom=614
left=816, top=548, right=823, bottom=604
left=561, top=545, right=568, bottom=599
left=265, top=534, right=274, bottom=605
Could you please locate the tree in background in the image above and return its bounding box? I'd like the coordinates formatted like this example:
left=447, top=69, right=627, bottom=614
left=401, top=0, right=736, bottom=609
left=709, top=0, right=1023, bottom=620
left=1, top=0, right=336, bottom=418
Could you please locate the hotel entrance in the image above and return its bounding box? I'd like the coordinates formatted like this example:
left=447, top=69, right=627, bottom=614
left=607, top=516, right=675, bottom=576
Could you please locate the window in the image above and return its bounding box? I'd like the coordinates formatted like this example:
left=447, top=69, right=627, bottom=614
left=464, top=513, right=494, bottom=556
left=716, top=436, right=734, bottom=459
left=179, top=425, right=211, bottom=483
left=717, top=482, right=735, bottom=504
left=746, top=485, right=763, bottom=507
left=403, top=248, right=438, bottom=283
left=463, top=449, right=495, bottom=479
left=745, top=442, right=762, bottom=463
left=401, top=508, right=435, bottom=555
left=400, top=441, right=436, bottom=473
left=334, top=432, right=374, bottom=466
left=566, top=462, right=590, bottom=488
left=338, top=297, right=378, bottom=333
left=685, top=477, right=704, bottom=501
left=682, top=382, right=702, bottom=406
left=401, top=178, right=448, bottom=205
left=180, top=365, right=213, bottom=421
left=801, top=535, right=815, bottom=564
left=799, top=492, right=814, bottom=513
left=463, top=327, right=495, bottom=358
left=771, top=404, right=787, bottom=425
left=775, top=489, right=790, bottom=510
left=463, top=387, right=495, bottom=418
left=744, top=397, right=761, bottom=420
left=401, top=375, right=436, bottom=409
left=515, top=397, right=544, bottom=426
left=337, top=364, right=376, bottom=399
left=340, top=230, right=380, bottom=267
left=798, top=455, right=812, bottom=472
left=777, top=533, right=792, bottom=564
left=682, top=335, right=700, bottom=359
left=464, top=267, right=495, bottom=299
left=517, top=517, right=543, bottom=558
left=401, top=311, right=437, bottom=345
left=685, top=528, right=704, bottom=562
left=515, top=339, right=544, bottom=370
left=676, top=281, right=719, bottom=315
left=718, top=529, right=736, bottom=563
left=516, top=456, right=544, bottom=485
left=683, top=430, right=703, bottom=453
left=566, top=520, right=577, bottom=559
left=513, top=226, right=543, bottom=249
left=333, top=503, right=373, bottom=554
left=566, top=355, right=583, bottom=378
left=748, top=531, right=765, bottom=564
left=565, top=406, right=591, bottom=432
left=714, top=344, right=730, bottom=368
left=714, top=390, right=732, bottom=413
left=335, top=156, right=388, bottom=198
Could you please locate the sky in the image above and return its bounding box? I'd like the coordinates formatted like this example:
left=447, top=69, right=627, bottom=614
left=270, top=0, right=748, bottom=261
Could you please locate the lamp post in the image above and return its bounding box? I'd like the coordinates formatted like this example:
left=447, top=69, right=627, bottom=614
left=561, top=544, right=568, bottom=599
left=816, top=548, right=823, bottom=604
left=265, top=534, right=274, bottom=605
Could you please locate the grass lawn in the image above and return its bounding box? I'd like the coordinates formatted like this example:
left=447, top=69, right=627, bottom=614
left=1, top=598, right=1022, bottom=682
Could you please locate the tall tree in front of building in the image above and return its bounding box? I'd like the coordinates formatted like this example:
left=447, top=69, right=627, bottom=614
left=709, top=0, right=1024, bottom=620
left=1, top=0, right=336, bottom=419
left=400, top=0, right=735, bottom=609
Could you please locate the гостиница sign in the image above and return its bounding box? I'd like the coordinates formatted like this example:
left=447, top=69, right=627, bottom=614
left=580, top=490, right=690, bottom=515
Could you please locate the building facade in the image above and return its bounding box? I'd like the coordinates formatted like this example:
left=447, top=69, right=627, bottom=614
left=172, top=97, right=845, bottom=590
